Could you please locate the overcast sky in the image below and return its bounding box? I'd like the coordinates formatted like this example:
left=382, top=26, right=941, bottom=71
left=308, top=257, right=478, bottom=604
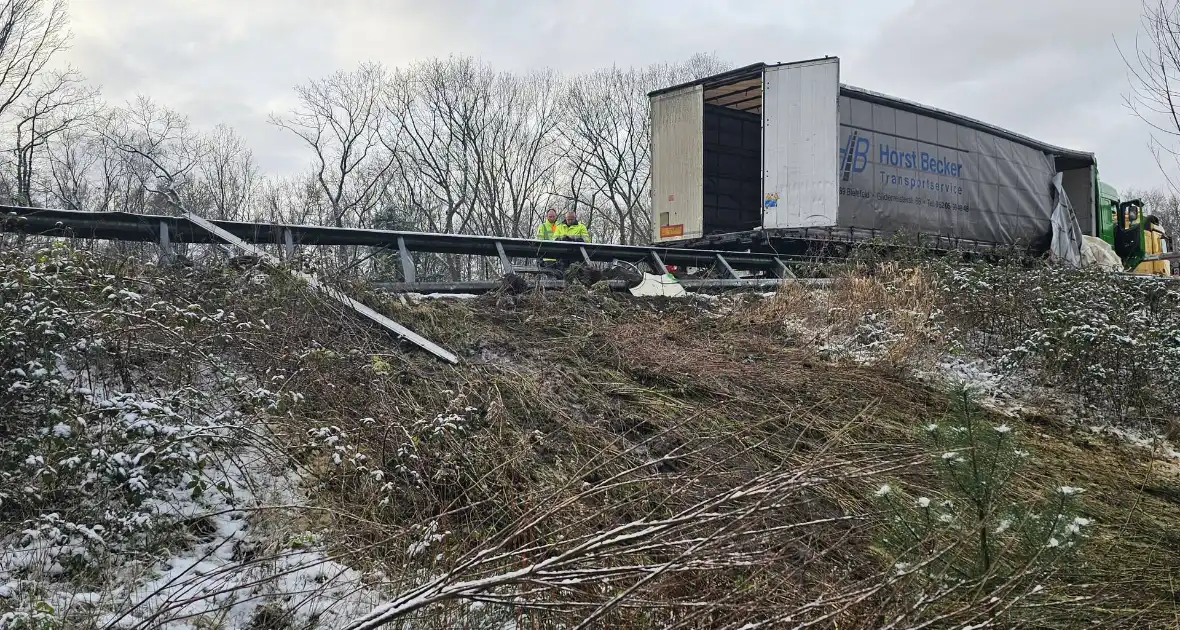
left=58, top=0, right=1161, bottom=192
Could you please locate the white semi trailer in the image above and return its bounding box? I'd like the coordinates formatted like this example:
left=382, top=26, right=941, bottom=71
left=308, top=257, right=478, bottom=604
left=648, top=56, right=1106, bottom=260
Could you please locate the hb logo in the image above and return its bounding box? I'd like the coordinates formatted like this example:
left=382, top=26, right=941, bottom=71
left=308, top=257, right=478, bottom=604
left=840, top=131, right=870, bottom=181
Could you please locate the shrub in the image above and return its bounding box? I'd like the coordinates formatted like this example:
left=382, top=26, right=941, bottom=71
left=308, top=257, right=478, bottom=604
left=873, top=388, right=1090, bottom=617
left=933, top=261, right=1180, bottom=426
left=0, top=244, right=292, bottom=625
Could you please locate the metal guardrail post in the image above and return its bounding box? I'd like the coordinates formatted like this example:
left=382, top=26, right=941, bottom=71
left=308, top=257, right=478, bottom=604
left=495, top=241, right=514, bottom=274
left=397, top=236, right=416, bottom=283
left=774, top=257, right=796, bottom=279
left=282, top=228, right=295, bottom=260
left=715, top=253, right=740, bottom=279
left=158, top=221, right=172, bottom=265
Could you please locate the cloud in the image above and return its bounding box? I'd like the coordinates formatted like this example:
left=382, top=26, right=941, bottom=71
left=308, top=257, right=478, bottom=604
left=844, top=0, right=1152, bottom=190
left=324, top=0, right=915, bottom=73
left=59, top=0, right=341, bottom=174
left=55, top=0, right=1162, bottom=194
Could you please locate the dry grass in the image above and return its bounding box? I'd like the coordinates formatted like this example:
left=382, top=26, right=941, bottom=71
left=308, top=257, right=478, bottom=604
left=213, top=280, right=934, bottom=626
left=135, top=259, right=1175, bottom=628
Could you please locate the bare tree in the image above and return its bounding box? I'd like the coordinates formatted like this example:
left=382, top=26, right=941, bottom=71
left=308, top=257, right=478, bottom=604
left=195, top=124, right=258, bottom=221
left=270, top=63, right=394, bottom=228
left=12, top=68, right=96, bottom=205
left=43, top=109, right=112, bottom=211
left=473, top=68, right=564, bottom=239
left=103, top=96, right=207, bottom=214
left=560, top=54, right=729, bottom=244
left=383, top=58, right=493, bottom=236
left=276, top=53, right=730, bottom=258
left=0, top=0, right=69, bottom=123
left=380, top=58, right=499, bottom=279
left=1122, top=0, right=1180, bottom=193
left=561, top=66, right=651, bottom=244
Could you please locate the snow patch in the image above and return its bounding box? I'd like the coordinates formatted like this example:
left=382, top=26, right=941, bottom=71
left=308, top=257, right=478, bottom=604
left=0, top=379, right=393, bottom=629
left=405, top=292, right=481, bottom=302
left=102, top=444, right=391, bottom=630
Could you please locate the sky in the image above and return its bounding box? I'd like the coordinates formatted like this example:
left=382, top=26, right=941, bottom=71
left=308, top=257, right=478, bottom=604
left=58, top=0, right=1161, bottom=192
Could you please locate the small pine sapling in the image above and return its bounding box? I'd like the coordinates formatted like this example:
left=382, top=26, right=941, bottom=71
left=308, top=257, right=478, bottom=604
left=872, top=385, right=1091, bottom=595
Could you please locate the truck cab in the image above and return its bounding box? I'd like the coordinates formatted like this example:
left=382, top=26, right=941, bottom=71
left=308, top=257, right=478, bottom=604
left=1096, top=180, right=1171, bottom=275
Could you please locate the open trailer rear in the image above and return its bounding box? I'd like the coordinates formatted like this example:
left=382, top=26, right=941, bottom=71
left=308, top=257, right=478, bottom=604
left=649, top=56, right=1105, bottom=257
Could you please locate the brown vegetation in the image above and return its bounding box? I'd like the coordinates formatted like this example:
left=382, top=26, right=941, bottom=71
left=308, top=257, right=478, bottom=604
left=167, top=258, right=1180, bottom=628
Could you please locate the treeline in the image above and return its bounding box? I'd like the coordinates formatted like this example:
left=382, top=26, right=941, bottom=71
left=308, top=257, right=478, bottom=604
left=0, top=0, right=728, bottom=250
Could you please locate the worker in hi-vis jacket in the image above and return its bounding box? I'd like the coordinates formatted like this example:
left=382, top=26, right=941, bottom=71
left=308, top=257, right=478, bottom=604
left=554, top=210, right=590, bottom=243
left=547, top=210, right=590, bottom=274
left=535, top=208, right=559, bottom=269
left=536, top=208, right=559, bottom=241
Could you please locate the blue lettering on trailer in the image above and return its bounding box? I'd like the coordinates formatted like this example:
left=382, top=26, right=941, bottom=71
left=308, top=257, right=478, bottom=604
left=878, top=170, right=964, bottom=196
left=877, top=143, right=963, bottom=178
left=840, top=130, right=967, bottom=198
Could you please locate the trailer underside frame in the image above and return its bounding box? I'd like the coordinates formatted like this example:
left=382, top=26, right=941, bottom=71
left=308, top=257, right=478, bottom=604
left=659, top=226, right=1048, bottom=261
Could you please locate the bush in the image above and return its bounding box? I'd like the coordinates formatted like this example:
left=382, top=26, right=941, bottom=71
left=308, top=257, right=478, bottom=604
left=0, top=244, right=291, bottom=626
left=933, top=261, right=1180, bottom=426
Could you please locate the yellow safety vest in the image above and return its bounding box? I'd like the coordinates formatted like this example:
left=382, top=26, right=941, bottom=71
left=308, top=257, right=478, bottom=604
left=554, top=221, right=590, bottom=242
left=537, top=220, right=558, bottom=262
left=537, top=220, right=558, bottom=240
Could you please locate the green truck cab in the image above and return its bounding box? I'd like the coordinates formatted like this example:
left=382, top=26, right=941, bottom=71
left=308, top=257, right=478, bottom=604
left=1095, top=177, right=1169, bottom=274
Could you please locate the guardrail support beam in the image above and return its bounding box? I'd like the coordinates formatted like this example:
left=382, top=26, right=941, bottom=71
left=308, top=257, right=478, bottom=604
left=158, top=221, right=172, bottom=265
left=715, top=253, right=740, bottom=279
left=774, top=257, right=796, bottom=279
left=184, top=212, right=457, bottom=364
left=397, top=236, right=416, bottom=283
left=649, top=250, right=668, bottom=275
left=495, top=240, right=515, bottom=274
left=282, top=228, right=295, bottom=260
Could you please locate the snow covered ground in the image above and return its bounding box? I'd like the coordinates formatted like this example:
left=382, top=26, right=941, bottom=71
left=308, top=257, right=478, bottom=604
left=0, top=359, right=523, bottom=630
left=0, top=363, right=395, bottom=629
left=815, top=301, right=1180, bottom=462
left=93, top=448, right=389, bottom=629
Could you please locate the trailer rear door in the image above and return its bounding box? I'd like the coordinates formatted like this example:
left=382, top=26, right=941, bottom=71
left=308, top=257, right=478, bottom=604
left=651, top=85, right=705, bottom=243
left=761, top=58, right=841, bottom=229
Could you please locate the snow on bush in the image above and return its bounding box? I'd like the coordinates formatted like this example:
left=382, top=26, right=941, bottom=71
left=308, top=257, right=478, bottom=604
left=299, top=394, right=479, bottom=517
left=812, top=258, right=1180, bottom=433
left=0, top=244, right=393, bottom=629
left=934, top=262, right=1180, bottom=427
